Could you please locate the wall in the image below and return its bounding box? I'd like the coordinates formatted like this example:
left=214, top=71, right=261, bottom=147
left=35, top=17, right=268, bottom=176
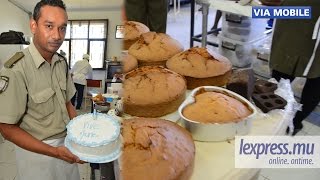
left=0, top=0, right=31, bottom=68
left=67, top=9, right=122, bottom=90
left=0, top=1, right=31, bottom=36
left=67, top=9, right=122, bottom=64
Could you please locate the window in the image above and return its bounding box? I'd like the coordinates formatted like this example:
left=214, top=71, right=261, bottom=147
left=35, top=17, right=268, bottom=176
left=90, top=41, right=105, bottom=68
left=71, top=40, right=87, bottom=67
left=58, top=20, right=108, bottom=69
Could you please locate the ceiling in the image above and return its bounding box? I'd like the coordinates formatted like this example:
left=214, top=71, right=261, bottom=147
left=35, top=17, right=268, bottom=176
left=9, top=0, right=123, bottom=14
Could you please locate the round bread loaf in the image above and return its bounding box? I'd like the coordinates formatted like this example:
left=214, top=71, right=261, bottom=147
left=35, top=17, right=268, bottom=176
left=124, top=21, right=150, bottom=50
left=117, top=118, right=195, bottom=180
left=183, top=91, right=252, bottom=123
left=122, top=54, right=138, bottom=73
left=128, top=32, right=184, bottom=67
left=123, top=66, right=186, bottom=117
left=166, top=47, right=232, bottom=89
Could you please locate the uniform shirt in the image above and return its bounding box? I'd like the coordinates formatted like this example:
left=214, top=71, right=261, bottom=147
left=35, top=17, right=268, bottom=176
left=0, top=42, right=76, bottom=141
left=70, top=59, right=92, bottom=85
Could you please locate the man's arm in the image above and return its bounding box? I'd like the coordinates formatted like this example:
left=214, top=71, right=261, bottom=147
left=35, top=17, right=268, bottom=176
left=0, top=123, right=80, bottom=164
left=0, top=68, right=79, bottom=163
left=87, top=65, right=93, bottom=79
left=66, top=101, right=77, bottom=119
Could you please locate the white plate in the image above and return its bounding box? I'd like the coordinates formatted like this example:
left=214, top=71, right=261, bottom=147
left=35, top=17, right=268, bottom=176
left=64, top=137, right=122, bottom=163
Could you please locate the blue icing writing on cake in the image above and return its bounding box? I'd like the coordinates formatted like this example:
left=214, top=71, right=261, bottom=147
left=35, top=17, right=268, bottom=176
left=65, top=113, right=122, bottom=163
left=84, top=122, right=100, bottom=130
left=80, top=131, right=98, bottom=138
left=79, top=122, right=100, bottom=139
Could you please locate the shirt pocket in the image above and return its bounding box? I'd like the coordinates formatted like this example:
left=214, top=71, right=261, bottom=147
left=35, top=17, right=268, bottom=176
left=29, top=88, right=55, bottom=119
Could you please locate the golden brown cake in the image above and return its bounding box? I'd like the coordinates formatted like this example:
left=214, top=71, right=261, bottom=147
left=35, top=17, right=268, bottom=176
left=123, top=66, right=186, bottom=117
left=124, top=21, right=150, bottom=50
left=183, top=90, right=252, bottom=123
left=128, top=32, right=184, bottom=67
left=166, top=47, right=232, bottom=89
left=122, top=54, right=138, bottom=73
left=117, top=118, right=195, bottom=180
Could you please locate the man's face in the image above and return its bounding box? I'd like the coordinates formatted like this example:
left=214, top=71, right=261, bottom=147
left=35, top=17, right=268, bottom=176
left=30, top=5, right=68, bottom=54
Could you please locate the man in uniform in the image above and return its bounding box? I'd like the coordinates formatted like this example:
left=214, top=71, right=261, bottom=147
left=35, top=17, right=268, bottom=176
left=0, top=0, right=82, bottom=179
left=269, top=0, right=320, bottom=135
left=125, top=0, right=168, bottom=33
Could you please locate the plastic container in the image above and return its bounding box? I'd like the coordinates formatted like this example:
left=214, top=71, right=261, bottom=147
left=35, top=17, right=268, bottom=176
left=224, top=13, right=251, bottom=26
left=218, top=35, right=255, bottom=67
left=252, top=57, right=271, bottom=79
left=221, top=28, right=251, bottom=42
left=221, top=12, right=268, bottom=42
left=253, top=33, right=272, bottom=56
left=221, top=12, right=252, bottom=42
left=252, top=34, right=272, bottom=78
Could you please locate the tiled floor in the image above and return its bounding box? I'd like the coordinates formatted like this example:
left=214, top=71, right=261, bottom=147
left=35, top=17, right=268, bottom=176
left=1, top=3, right=320, bottom=180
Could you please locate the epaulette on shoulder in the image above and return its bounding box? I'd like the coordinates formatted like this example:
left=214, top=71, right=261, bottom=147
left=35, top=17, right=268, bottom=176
left=4, top=52, right=24, bottom=68
left=57, top=52, right=67, bottom=61
left=56, top=52, right=69, bottom=79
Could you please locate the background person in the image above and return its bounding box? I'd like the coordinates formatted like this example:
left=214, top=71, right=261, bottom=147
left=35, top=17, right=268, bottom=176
left=269, top=0, right=320, bottom=135
left=125, top=0, right=168, bottom=33
left=210, top=10, right=222, bottom=36
left=71, top=53, right=93, bottom=110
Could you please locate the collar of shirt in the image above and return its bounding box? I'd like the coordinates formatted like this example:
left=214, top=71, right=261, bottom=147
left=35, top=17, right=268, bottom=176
left=28, top=42, right=61, bottom=69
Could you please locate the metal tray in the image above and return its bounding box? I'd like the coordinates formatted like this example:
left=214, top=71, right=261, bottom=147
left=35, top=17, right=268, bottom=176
left=178, top=86, right=257, bottom=142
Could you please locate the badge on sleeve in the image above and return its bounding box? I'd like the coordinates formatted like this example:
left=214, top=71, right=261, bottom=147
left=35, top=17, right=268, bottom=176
left=0, top=76, right=9, bottom=94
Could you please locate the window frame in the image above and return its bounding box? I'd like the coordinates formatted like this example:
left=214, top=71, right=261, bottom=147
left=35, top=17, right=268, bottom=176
left=63, top=19, right=108, bottom=70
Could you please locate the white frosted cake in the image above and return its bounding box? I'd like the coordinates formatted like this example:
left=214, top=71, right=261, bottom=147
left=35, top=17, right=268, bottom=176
left=65, top=113, right=122, bottom=163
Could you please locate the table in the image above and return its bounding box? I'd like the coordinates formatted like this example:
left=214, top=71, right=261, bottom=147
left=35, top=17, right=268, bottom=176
left=100, top=109, right=291, bottom=180
left=99, top=81, right=296, bottom=179
left=190, top=0, right=259, bottom=47
left=187, top=108, right=291, bottom=180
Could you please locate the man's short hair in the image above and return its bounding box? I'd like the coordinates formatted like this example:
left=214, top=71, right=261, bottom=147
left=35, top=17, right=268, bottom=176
left=33, top=0, right=66, bottom=22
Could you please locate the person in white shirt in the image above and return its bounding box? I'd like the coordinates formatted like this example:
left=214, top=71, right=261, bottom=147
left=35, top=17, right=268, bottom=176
left=70, top=54, right=93, bottom=109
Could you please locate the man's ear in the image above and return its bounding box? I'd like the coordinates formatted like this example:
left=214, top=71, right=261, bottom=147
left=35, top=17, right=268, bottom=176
left=30, top=19, right=37, bottom=34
